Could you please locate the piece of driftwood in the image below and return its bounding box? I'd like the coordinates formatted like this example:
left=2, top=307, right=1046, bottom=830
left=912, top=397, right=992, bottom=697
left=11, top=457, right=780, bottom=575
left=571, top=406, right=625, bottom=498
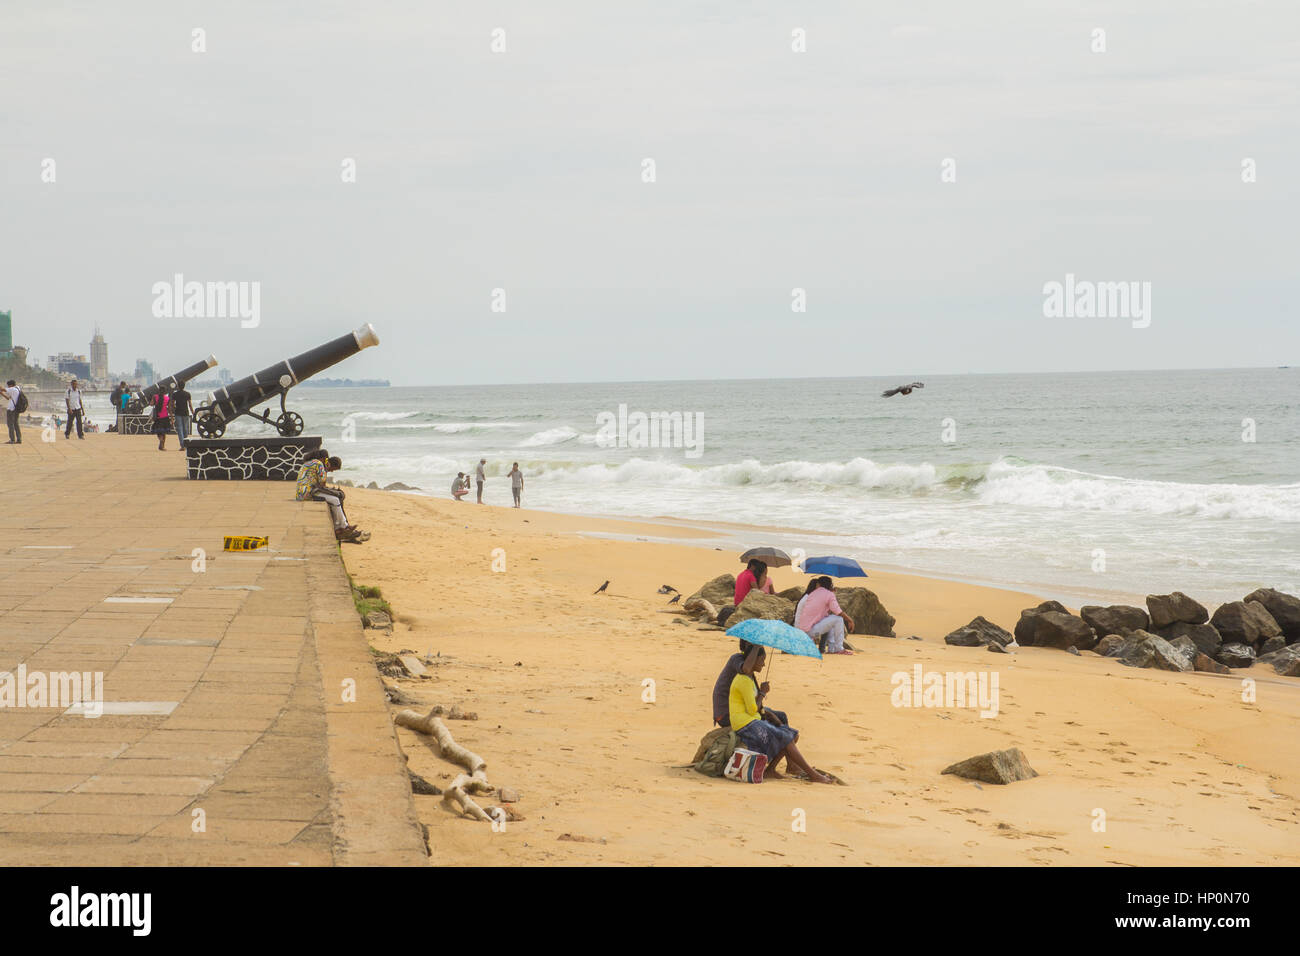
left=395, top=707, right=493, bottom=821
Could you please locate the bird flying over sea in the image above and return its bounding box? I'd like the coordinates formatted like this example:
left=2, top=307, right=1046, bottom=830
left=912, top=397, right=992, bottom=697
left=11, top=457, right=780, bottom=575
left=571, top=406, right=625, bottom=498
left=594, top=580, right=609, bottom=594
left=881, top=382, right=925, bottom=397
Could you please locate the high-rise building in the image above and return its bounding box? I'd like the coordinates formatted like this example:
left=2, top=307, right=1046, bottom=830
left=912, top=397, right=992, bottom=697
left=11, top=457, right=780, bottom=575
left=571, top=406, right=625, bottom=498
left=134, top=359, right=156, bottom=385
left=48, top=352, right=91, bottom=380
left=89, top=327, right=109, bottom=380
left=0, top=310, right=11, bottom=355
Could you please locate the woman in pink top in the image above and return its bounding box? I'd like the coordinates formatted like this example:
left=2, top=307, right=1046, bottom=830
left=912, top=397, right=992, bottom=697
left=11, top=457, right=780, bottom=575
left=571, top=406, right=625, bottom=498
left=796, top=576, right=856, bottom=655
left=734, top=559, right=770, bottom=605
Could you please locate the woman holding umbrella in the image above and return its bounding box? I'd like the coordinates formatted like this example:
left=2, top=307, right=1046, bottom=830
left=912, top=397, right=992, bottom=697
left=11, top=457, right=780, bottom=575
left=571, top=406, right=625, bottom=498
left=730, top=644, right=831, bottom=783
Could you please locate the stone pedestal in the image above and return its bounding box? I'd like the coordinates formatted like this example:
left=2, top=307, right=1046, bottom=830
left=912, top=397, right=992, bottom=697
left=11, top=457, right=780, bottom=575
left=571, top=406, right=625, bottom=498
left=185, top=436, right=323, bottom=480
left=117, top=412, right=154, bottom=435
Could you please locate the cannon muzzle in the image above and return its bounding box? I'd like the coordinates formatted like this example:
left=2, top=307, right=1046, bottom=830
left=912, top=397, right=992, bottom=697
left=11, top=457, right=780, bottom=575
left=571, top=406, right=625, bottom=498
left=140, top=355, right=218, bottom=403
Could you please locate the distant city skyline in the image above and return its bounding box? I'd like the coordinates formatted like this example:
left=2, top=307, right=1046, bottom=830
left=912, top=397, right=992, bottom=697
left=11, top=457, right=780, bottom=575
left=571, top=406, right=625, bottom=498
left=2, top=2, right=1297, bottom=386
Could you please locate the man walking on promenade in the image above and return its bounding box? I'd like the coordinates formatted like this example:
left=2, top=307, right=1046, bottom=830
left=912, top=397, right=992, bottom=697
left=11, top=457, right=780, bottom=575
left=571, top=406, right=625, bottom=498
left=4, top=380, right=20, bottom=444
left=172, top=382, right=194, bottom=450
left=476, top=458, right=487, bottom=504
left=64, top=379, right=85, bottom=439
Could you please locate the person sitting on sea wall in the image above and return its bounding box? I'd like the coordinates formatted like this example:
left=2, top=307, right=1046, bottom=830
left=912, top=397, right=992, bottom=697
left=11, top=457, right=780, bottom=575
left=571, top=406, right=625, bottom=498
left=730, top=645, right=830, bottom=783
left=296, top=450, right=369, bottom=543
left=796, top=575, right=855, bottom=655
left=451, top=472, right=469, bottom=500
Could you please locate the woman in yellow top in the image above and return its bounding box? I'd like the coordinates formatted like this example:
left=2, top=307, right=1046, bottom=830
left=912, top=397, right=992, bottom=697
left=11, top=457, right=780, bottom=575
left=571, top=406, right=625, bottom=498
left=729, top=645, right=831, bottom=783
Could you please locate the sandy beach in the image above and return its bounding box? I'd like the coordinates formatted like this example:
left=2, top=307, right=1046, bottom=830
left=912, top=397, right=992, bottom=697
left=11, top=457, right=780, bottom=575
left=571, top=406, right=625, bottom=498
left=341, top=489, right=1300, bottom=866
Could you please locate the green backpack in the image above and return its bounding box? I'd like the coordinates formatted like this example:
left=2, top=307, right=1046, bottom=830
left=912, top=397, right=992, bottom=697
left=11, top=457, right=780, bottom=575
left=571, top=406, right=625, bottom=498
left=691, top=727, right=737, bottom=777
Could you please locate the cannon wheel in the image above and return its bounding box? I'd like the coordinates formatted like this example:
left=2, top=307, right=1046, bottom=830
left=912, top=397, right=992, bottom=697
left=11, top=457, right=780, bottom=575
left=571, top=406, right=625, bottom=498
left=195, top=414, right=225, bottom=439
left=276, top=412, right=305, bottom=437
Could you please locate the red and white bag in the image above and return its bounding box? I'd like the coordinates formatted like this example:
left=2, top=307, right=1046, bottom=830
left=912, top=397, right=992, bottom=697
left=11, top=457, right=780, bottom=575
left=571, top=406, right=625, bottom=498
left=723, top=748, right=767, bottom=783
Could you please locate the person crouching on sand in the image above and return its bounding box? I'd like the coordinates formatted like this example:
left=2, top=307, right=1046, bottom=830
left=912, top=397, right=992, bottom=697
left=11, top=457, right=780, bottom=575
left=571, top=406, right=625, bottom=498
left=730, top=645, right=830, bottom=783
left=452, top=472, right=469, bottom=500
left=795, top=575, right=855, bottom=655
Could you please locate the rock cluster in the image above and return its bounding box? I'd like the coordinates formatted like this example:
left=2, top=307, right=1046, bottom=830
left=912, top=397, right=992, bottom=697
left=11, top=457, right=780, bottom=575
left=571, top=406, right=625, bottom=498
left=682, top=575, right=896, bottom=637
left=991, top=590, right=1300, bottom=678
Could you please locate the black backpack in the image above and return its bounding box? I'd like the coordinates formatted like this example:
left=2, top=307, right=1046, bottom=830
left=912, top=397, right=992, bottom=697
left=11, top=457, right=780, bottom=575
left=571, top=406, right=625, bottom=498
left=14, top=389, right=28, bottom=414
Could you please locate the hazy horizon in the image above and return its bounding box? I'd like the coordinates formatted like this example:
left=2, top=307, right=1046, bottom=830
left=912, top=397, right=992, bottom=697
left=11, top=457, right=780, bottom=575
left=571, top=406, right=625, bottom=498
left=3, top=1, right=1297, bottom=386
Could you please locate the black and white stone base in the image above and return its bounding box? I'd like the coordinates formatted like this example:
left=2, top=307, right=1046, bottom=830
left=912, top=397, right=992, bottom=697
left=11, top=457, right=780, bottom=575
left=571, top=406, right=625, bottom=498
left=185, top=436, right=323, bottom=480
left=117, top=413, right=155, bottom=435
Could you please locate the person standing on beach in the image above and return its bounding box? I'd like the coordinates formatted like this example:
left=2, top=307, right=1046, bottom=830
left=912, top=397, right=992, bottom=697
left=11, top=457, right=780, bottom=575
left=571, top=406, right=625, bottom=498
left=64, top=380, right=85, bottom=440
left=172, top=383, right=194, bottom=450
left=508, top=462, right=523, bottom=508
left=475, top=458, right=486, bottom=503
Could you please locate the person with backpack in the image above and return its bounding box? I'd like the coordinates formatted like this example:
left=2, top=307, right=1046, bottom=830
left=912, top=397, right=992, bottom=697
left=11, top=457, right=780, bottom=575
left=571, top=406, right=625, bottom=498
left=152, top=388, right=173, bottom=450
left=64, top=379, right=86, bottom=440
left=5, top=380, right=23, bottom=443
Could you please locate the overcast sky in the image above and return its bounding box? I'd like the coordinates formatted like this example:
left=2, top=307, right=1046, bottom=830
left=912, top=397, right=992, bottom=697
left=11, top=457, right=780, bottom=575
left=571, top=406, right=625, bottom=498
left=2, top=1, right=1297, bottom=386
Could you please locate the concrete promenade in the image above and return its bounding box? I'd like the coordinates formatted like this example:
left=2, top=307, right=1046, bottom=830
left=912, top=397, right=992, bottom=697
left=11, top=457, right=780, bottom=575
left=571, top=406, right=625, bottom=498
left=0, top=432, right=427, bottom=865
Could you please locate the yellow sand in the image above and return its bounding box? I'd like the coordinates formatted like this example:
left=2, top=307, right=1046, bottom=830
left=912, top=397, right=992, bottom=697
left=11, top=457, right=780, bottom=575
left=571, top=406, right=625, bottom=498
left=341, top=490, right=1300, bottom=866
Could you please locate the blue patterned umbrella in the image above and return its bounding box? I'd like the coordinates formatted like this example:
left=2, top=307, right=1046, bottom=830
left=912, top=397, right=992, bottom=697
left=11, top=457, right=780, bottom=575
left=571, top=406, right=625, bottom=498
left=725, top=618, right=822, bottom=660
left=801, top=555, right=868, bottom=578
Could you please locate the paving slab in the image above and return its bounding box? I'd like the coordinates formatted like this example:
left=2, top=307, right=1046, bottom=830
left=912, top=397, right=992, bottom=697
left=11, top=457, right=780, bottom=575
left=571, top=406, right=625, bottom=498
left=0, top=436, right=427, bottom=865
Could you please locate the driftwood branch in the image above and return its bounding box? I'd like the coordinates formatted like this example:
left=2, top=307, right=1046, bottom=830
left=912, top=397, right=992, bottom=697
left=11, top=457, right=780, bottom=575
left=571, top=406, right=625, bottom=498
left=395, top=707, right=495, bottom=822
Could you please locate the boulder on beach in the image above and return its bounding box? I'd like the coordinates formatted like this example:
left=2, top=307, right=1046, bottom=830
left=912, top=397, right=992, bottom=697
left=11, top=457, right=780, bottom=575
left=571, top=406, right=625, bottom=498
left=1211, top=600, right=1282, bottom=648
left=1121, top=634, right=1191, bottom=672
left=1168, top=635, right=1199, bottom=667
left=726, top=591, right=796, bottom=627
left=832, top=587, right=896, bottom=638
left=1013, top=601, right=1068, bottom=646
left=1256, top=643, right=1300, bottom=678
left=686, top=574, right=736, bottom=610
left=1216, top=642, right=1256, bottom=669
left=1094, top=634, right=1128, bottom=657
left=1154, top=621, right=1222, bottom=657
left=1193, top=653, right=1231, bottom=675
left=1080, top=604, right=1150, bottom=638
left=1032, top=610, right=1098, bottom=651
left=943, top=616, right=1013, bottom=648
left=1259, top=635, right=1286, bottom=657
left=1243, top=588, right=1300, bottom=640
left=941, top=748, right=1038, bottom=785
left=1146, top=592, right=1209, bottom=630
left=382, top=481, right=419, bottom=491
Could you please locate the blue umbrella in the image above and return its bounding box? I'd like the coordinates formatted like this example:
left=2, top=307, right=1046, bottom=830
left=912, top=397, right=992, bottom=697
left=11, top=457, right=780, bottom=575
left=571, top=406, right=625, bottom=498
left=801, top=555, right=868, bottom=578
left=726, top=618, right=822, bottom=660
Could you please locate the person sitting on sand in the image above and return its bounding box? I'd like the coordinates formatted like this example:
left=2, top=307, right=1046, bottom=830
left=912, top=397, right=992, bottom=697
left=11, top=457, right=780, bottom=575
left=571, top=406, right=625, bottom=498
left=796, top=575, right=855, bottom=655
left=730, top=645, right=830, bottom=783
left=297, top=450, right=369, bottom=543
left=712, top=639, right=791, bottom=769
left=451, top=472, right=469, bottom=500
left=735, top=559, right=769, bottom=605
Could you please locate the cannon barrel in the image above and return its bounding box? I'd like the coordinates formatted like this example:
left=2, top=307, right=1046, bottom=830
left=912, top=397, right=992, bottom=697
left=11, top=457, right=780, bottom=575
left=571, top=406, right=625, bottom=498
left=208, top=324, right=380, bottom=421
left=140, top=355, right=219, bottom=403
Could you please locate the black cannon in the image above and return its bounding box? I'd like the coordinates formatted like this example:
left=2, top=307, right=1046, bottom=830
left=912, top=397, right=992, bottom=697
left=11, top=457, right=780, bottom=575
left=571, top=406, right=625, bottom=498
left=193, top=324, right=380, bottom=439
left=125, top=355, right=218, bottom=414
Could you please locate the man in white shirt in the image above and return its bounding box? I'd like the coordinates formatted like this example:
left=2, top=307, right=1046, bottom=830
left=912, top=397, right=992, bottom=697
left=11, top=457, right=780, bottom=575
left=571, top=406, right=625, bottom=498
left=4, top=380, right=20, bottom=444
left=475, top=458, right=486, bottom=504
left=64, top=379, right=85, bottom=439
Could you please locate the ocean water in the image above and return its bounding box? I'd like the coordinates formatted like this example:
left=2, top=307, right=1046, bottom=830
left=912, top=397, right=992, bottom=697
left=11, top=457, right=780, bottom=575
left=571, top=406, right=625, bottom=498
left=123, top=369, right=1300, bottom=604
